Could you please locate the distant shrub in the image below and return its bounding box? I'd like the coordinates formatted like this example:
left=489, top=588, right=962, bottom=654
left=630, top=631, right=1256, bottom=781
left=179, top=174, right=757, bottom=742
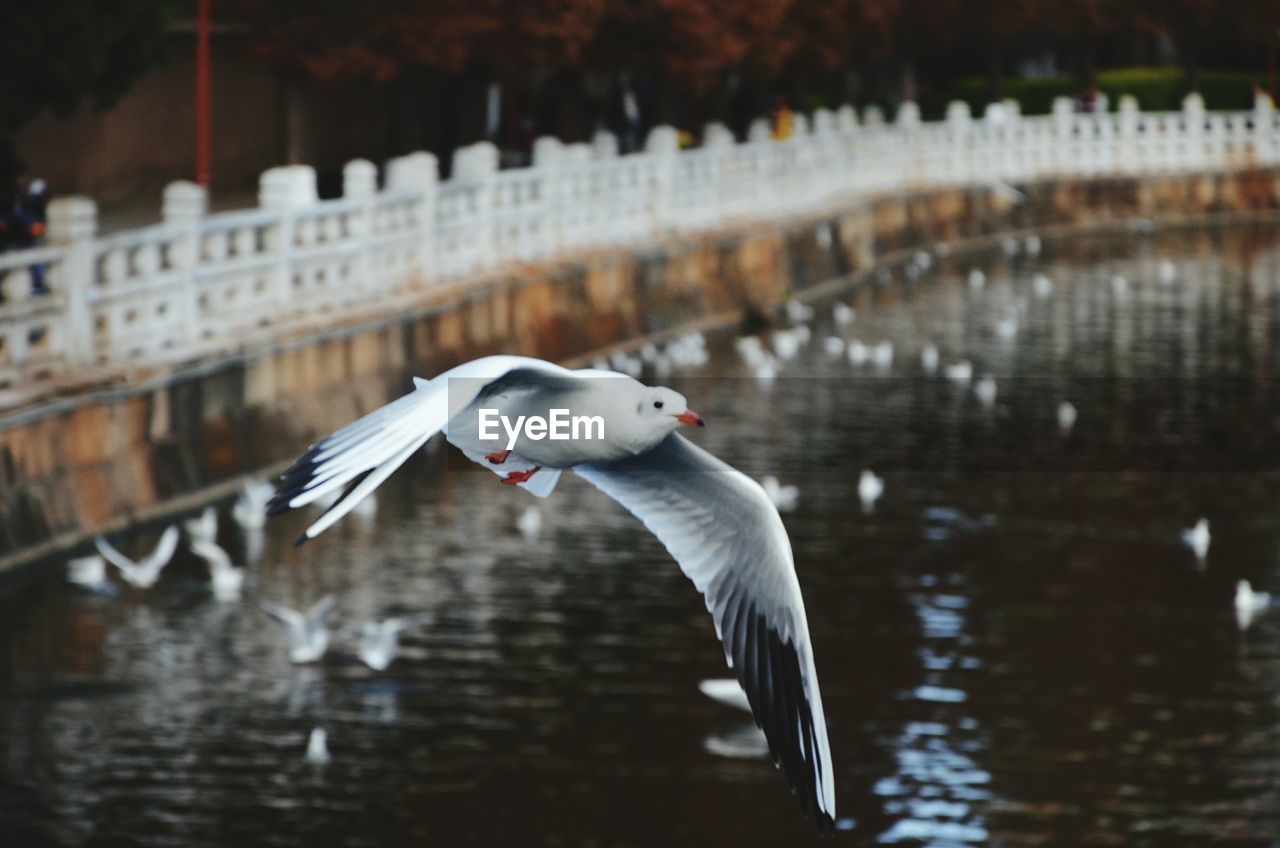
left=936, top=68, right=1257, bottom=117
left=944, top=76, right=1075, bottom=118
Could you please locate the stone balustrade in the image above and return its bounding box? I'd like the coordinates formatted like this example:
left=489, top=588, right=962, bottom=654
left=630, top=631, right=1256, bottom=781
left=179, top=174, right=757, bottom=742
left=1, top=93, right=1277, bottom=393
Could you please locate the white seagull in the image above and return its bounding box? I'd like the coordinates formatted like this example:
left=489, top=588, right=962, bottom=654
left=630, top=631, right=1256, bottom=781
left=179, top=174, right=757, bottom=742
left=1182, top=518, right=1210, bottom=561
left=1235, top=580, right=1270, bottom=630
left=785, top=299, right=815, bottom=324
left=847, top=340, right=870, bottom=367
left=858, top=470, right=884, bottom=511
left=261, top=595, right=337, bottom=664
left=357, top=617, right=423, bottom=671
left=1033, top=274, right=1054, bottom=299
left=944, top=360, right=974, bottom=385
left=66, top=555, right=108, bottom=590
left=94, top=526, right=180, bottom=589
left=1057, top=401, right=1078, bottom=431
left=871, top=341, right=894, bottom=370
left=266, top=354, right=836, bottom=828
left=516, top=505, right=543, bottom=538
left=232, top=482, right=274, bottom=529
left=183, top=507, right=218, bottom=543
left=305, top=727, right=331, bottom=764
left=967, top=269, right=986, bottom=290
left=974, top=375, right=998, bottom=407
left=189, top=538, right=246, bottom=601
left=920, top=344, right=939, bottom=375
left=832, top=303, right=855, bottom=326
left=760, top=475, right=800, bottom=513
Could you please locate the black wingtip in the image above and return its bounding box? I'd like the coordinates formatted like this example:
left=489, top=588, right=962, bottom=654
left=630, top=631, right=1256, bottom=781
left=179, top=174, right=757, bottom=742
left=293, top=533, right=309, bottom=548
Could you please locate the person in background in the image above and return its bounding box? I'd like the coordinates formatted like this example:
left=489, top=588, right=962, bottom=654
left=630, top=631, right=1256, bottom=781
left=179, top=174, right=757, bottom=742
left=0, top=161, right=52, bottom=295
left=1252, top=79, right=1275, bottom=112
left=1079, top=82, right=1108, bottom=115
left=771, top=95, right=794, bottom=140
left=0, top=162, right=48, bottom=252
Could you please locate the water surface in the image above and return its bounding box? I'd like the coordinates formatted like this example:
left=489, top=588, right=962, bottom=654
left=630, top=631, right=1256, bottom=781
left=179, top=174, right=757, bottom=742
left=4, top=224, right=1280, bottom=846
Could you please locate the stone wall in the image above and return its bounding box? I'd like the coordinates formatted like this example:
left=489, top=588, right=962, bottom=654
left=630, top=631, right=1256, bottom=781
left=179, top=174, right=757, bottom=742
left=1, top=168, right=1278, bottom=575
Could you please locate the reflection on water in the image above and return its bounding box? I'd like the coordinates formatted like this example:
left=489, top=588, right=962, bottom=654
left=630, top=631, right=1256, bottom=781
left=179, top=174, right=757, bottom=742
left=5, top=225, right=1280, bottom=846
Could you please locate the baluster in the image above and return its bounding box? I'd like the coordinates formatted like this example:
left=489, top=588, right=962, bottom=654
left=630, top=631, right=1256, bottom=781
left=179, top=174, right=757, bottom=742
left=162, top=181, right=207, bottom=342
left=343, top=159, right=376, bottom=299
left=387, top=152, right=439, bottom=287
left=259, top=164, right=318, bottom=318
left=46, top=197, right=98, bottom=367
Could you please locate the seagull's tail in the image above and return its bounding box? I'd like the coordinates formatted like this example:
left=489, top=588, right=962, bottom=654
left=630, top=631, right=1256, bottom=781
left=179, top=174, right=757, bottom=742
left=269, top=378, right=446, bottom=543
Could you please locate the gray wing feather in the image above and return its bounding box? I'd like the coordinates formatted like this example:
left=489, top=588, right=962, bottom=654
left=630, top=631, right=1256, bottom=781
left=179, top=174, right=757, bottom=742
left=574, top=433, right=835, bottom=828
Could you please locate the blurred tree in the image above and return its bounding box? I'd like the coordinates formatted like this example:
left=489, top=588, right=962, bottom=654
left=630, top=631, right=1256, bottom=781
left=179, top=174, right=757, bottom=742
left=239, top=0, right=606, bottom=156
left=771, top=0, right=901, bottom=108
left=1037, top=0, right=1124, bottom=83
left=902, top=0, right=1044, bottom=102
left=1131, top=0, right=1225, bottom=92
left=0, top=0, right=177, bottom=132
left=1232, top=0, right=1280, bottom=97
left=589, top=0, right=792, bottom=127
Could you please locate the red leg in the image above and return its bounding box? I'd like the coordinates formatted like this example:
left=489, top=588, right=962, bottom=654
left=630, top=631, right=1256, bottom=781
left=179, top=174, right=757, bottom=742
left=485, top=449, right=511, bottom=464
left=500, top=467, right=542, bottom=485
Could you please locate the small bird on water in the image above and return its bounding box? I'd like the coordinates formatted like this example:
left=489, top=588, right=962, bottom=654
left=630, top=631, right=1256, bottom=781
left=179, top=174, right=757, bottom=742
left=66, top=555, right=108, bottom=590
left=1235, top=580, right=1270, bottom=631
left=94, top=526, right=180, bottom=589
left=1057, top=401, right=1077, bottom=432
left=305, top=727, right=331, bottom=764
left=920, top=344, right=939, bottom=375
left=190, top=538, right=246, bottom=602
left=182, top=507, right=218, bottom=544
left=261, top=595, right=337, bottom=664
left=760, top=475, right=800, bottom=513
left=357, top=617, right=426, bottom=671
left=1182, top=518, right=1210, bottom=562
left=858, top=470, right=884, bottom=511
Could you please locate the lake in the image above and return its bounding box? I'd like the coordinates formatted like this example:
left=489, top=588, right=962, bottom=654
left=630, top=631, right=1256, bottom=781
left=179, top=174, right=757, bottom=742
left=3, top=223, right=1280, bottom=846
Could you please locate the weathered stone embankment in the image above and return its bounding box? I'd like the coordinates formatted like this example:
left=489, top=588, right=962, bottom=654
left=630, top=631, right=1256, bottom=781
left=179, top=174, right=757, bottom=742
left=2, top=169, right=1278, bottom=575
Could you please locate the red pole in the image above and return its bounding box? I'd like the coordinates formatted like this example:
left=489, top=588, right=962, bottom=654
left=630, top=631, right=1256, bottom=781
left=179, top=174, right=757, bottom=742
left=195, top=0, right=211, bottom=186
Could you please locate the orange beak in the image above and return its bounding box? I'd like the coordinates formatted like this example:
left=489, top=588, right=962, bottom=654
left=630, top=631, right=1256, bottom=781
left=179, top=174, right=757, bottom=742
left=676, top=410, right=705, bottom=427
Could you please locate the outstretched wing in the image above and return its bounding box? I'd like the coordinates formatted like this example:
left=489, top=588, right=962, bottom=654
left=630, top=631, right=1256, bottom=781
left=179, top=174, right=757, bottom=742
left=260, top=602, right=306, bottom=633
left=143, top=526, right=181, bottom=571
left=574, top=434, right=835, bottom=829
left=269, top=356, right=574, bottom=542
left=93, top=536, right=137, bottom=577
left=190, top=539, right=232, bottom=571
left=306, top=594, right=337, bottom=627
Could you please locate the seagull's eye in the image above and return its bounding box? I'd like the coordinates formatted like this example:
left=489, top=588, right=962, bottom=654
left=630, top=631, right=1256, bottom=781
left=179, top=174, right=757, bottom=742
left=653, top=400, right=664, bottom=410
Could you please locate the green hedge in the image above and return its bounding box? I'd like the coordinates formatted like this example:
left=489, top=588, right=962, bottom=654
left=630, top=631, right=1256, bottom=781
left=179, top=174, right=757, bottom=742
left=935, top=67, right=1256, bottom=117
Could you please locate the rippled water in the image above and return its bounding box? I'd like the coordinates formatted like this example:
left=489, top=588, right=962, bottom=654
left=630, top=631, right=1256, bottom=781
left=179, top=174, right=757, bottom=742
left=5, top=224, right=1280, bottom=847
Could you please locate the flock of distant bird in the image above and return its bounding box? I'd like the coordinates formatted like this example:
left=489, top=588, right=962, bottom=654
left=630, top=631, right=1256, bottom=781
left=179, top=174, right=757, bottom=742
left=718, top=240, right=1265, bottom=632
left=63, top=480, right=419, bottom=763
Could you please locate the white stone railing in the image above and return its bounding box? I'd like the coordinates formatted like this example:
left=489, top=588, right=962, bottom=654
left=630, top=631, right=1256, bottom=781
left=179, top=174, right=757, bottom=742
left=1, top=93, right=1277, bottom=391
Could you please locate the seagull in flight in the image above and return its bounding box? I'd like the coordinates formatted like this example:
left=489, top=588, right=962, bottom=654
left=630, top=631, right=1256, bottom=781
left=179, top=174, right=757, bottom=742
left=357, top=616, right=425, bottom=671
left=190, top=538, right=246, bottom=601
left=261, top=595, right=337, bottom=664
left=183, top=507, right=218, bottom=544
left=267, top=355, right=836, bottom=828
left=94, top=526, right=180, bottom=589
left=66, top=554, right=109, bottom=591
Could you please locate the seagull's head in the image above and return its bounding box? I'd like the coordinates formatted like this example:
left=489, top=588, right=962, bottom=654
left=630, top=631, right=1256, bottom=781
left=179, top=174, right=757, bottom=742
left=638, top=386, right=704, bottom=437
